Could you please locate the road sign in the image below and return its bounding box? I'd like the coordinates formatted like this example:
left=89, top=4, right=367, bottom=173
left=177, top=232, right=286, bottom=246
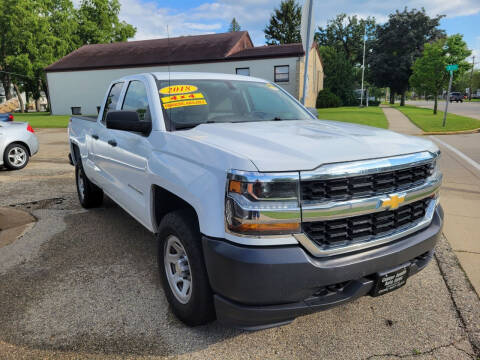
left=446, top=64, right=458, bottom=72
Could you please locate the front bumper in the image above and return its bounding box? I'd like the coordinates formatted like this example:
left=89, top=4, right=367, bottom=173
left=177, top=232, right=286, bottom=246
left=202, top=205, right=443, bottom=330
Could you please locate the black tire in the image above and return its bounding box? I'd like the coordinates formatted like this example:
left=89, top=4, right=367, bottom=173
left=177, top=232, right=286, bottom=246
left=75, top=161, right=103, bottom=208
left=157, top=209, right=215, bottom=326
left=3, top=143, right=29, bottom=170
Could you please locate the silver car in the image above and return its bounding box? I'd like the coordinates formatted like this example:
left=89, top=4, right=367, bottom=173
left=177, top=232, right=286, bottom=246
left=0, top=122, right=39, bottom=170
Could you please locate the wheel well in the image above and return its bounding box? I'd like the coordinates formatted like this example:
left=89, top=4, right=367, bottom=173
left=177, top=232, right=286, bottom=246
left=152, top=185, right=199, bottom=232
left=7, top=141, right=31, bottom=156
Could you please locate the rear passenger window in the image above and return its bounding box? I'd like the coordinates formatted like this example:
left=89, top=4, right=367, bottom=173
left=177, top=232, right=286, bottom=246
left=122, top=81, right=151, bottom=123
left=102, top=82, right=123, bottom=124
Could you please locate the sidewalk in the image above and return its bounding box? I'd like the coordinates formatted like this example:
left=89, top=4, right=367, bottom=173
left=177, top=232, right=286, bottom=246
left=381, top=105, right=423, bottom=135
left=383, top=106, right=480, bottom=296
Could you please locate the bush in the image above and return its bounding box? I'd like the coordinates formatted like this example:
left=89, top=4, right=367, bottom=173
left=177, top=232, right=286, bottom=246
left=368, top=100, right=381, bottom=106
left=316, top=89, right=342, bottom=108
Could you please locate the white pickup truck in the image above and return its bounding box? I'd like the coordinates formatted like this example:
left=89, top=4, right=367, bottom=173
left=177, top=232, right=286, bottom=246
left=68, top=72, right=443, bottom=329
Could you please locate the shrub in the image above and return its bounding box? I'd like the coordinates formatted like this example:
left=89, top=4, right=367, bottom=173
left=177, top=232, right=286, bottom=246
left=316, top=89, right=342, bottom=108
left=368, top=100, right=381, bottom=106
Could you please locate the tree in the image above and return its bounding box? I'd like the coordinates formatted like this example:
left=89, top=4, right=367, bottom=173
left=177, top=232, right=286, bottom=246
left=0, top=0, right=136, bottom=112
left=264, top=0, right=301, bottom=45
left=75, top=0, right=136, bottom=44
left=315, top=13, right=376, bottom=66
left=410, top=34, right=471, bottom=114
left=369, top=8, right=445, bottom=106
left=319, top=46, right=356, bottom=105
left=229, top=18, right=241, bottom=32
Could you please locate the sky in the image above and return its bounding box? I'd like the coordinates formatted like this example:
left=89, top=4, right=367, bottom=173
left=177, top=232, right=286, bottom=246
left=115, top=0, right=480, bottom=67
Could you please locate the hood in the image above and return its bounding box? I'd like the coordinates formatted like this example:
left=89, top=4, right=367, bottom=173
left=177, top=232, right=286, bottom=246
left=179, top=119, right=438, bottom=172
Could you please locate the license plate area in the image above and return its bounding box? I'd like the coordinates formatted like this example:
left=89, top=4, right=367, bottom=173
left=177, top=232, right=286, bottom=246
left=371, top=264, right=410, bottom=297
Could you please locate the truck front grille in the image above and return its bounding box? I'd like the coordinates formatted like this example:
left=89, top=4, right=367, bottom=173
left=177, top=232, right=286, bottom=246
left=301, top=163, right=434, bottom=202
left=303, top=198, right=431, bottom=247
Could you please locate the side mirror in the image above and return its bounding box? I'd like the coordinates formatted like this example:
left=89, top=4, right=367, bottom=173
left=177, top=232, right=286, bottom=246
left=307, top=107, right=318, bottom=118
left=106, top=111, right=151, bottom=135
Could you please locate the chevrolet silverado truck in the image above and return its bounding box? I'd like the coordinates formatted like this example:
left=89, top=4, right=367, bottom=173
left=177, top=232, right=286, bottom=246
left=68, top=72, right=443, bottom=329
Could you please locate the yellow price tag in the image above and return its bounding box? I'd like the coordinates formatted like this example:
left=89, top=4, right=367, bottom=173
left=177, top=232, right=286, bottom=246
left=163, top=99, right=207, bottom=109
left=159, top=85, right=198, bottom=95
left=162, top=92, right=204, bottom=103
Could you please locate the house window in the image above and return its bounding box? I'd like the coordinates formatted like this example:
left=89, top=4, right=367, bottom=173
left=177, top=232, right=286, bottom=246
left=236, top=67, right=250, bottom=76
left=274, top=65, right=289, bottom=82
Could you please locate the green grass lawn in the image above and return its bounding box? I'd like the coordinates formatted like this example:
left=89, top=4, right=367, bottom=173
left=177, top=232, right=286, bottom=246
left=12, top=112, right=70, bottom=128
left=392, top=105, right=480, bottom=132
left=317, top=106, right=388, bottom=129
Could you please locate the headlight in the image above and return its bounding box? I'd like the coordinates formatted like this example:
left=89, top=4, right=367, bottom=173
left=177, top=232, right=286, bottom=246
left=225, top=171, right=301, bottom=236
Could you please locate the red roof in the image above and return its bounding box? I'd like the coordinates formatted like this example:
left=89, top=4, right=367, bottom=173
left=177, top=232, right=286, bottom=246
left=45, top=32, right=305, bottom=72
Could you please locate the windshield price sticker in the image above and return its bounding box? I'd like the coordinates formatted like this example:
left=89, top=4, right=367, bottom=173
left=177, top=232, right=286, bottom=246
left=162, top=92, right=204, bottom=104
left=159, top=85, right=198, bottom=95
left=163, top=99, right=207, bottom=109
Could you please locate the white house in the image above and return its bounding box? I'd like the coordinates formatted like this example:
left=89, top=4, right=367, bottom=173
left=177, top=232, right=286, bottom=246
left=45, top=31, right=323, bottom=115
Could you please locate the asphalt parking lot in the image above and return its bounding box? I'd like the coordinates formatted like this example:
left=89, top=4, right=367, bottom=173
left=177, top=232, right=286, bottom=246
left=0, top=129, right=479, bottom=359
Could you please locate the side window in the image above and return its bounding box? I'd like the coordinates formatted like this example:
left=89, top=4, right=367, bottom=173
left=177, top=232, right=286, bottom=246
left=102, top=82, right=123, bottom=124
left=122, top=80, right=151, bottom=123
left=274, top=65, right=289, bottom=83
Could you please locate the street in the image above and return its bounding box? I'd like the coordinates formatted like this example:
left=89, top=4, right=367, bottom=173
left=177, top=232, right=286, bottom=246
left=407, top=100, right=480, bottom=120
left=0, top=129, right=478, bottom=359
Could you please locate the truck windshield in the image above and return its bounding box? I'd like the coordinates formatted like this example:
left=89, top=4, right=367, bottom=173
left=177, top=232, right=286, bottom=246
left=156, top=79, right=314, bottom=130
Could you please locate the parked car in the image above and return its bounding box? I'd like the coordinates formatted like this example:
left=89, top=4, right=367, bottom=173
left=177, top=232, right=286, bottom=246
left=69, top=72, right=443, bottom=329
left=0, top=113, right=14, bottom=122
left=449, top=92, right=463, bottom=102
left=0, top=121, right=38, bottom=170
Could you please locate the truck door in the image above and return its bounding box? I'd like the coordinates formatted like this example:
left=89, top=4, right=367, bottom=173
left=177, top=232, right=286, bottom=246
left=100, top=80, right=153, bottom=226
left=92, top=82, right=124, bottom=189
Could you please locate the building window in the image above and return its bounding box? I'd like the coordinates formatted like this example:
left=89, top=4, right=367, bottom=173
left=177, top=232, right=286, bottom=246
left=236, top=67, right=250, bottom=76
left=274, top=65, right=289, bottom=83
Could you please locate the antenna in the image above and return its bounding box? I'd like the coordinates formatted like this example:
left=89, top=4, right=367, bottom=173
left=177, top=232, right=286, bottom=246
left=166, top=25, right=173, bottom=130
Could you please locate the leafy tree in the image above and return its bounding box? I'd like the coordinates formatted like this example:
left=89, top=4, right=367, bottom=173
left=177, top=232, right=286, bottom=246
left=229, top=18, right=241, bottom=32
left=369, top=8, right=445, bottom=106
left=319, top=46, right=357, bottom=105
left=0, top=0, right=136, bottom=111
left=410, top=34, right=471, bottom=114
left=75, top=0, right=136, bottom=44
left=315, top=13, right=376, bottom=66
left=264, top=0, right=301, bottom=45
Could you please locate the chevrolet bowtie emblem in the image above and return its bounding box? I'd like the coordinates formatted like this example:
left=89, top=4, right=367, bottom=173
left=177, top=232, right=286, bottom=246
left=381, top=194, right=406, bottom=210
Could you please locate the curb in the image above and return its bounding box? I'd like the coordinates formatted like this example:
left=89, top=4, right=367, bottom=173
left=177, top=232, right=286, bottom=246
left=422, top=128, right=480, bottom=135
left=435, top=234, right=480, bottom=357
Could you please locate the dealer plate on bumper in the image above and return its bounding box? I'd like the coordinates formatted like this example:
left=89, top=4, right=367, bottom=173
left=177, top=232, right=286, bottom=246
left=371, top=264, right=410, bottom=297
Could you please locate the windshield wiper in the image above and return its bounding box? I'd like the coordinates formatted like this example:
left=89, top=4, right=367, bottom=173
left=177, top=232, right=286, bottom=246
left=174, top=120, right=217, bottom=130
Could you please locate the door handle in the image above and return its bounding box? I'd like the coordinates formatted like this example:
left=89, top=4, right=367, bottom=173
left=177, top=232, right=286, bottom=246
left=108, top=139, right=117, bottom=147
left=92, top=134, right=99, bottom=140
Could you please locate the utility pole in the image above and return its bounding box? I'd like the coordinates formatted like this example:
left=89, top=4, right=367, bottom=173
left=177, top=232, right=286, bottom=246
left=300, top=0, right=314, bottom=105
left=360, top=25, right=367, bottom=107
left=469, top=56, right=475, bottom=101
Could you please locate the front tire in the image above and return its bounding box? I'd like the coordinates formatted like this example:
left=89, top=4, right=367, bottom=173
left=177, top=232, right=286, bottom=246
left=157, top=209, right=215, bottom=326
left=75, top=162, right=103, bottom=208
left=4, top=143, right=29, bottom=170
